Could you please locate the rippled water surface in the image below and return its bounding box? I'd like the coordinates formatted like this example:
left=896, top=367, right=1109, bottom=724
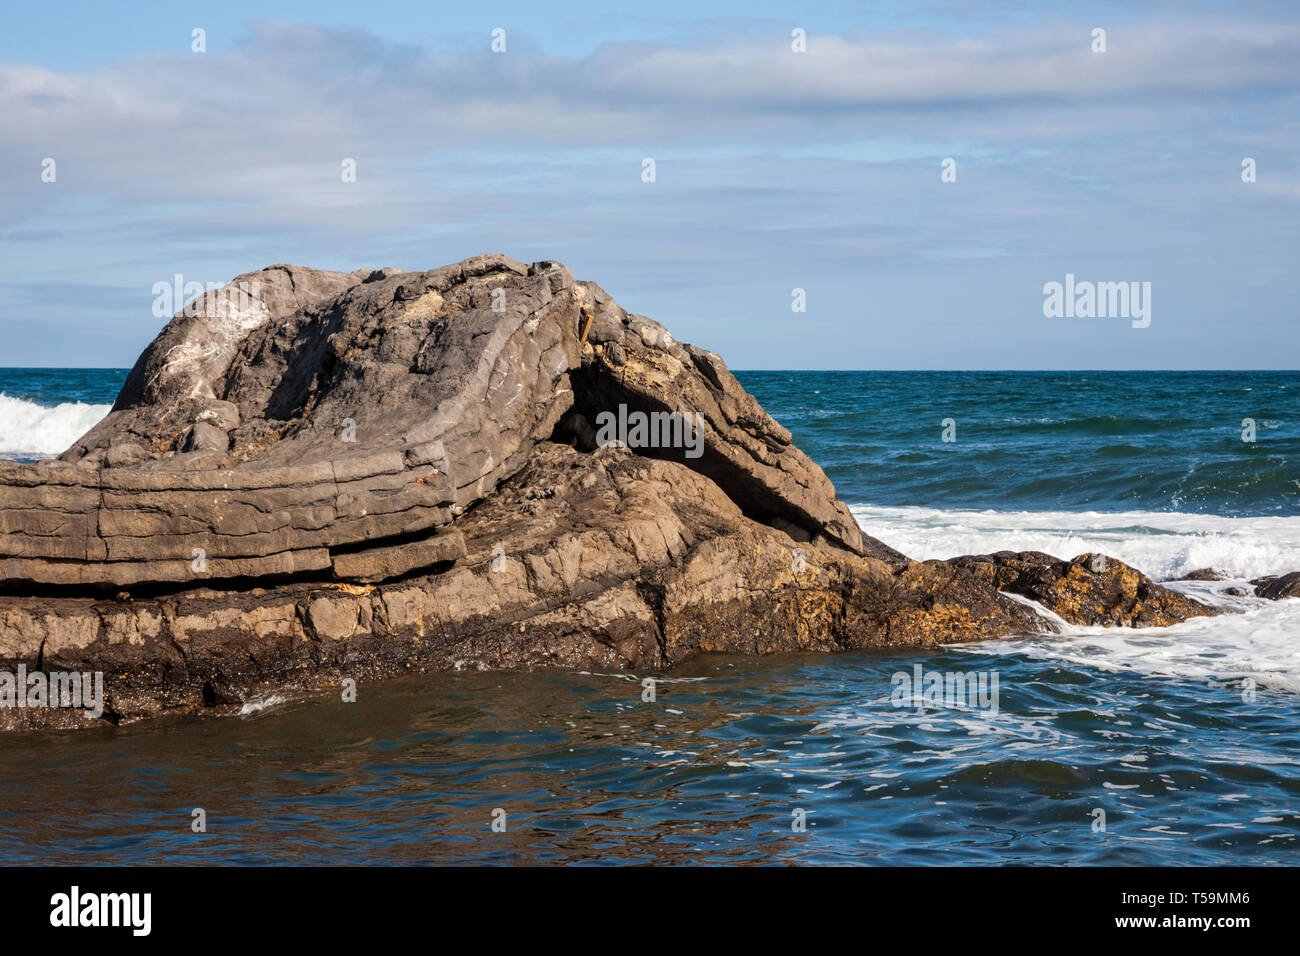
left=0, top=648, right=1297, bottom=865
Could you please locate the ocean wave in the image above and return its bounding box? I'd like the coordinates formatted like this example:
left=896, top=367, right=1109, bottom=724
left=851, top=503, right=1300, bottom=693
left=850, top=503, right=1300, bottom=581
left=0, top=392, right=109, bottom=459
left=238, top=694, right=288, bottom=716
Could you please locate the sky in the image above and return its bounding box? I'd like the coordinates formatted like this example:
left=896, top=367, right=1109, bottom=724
left=1, top=0, right=1297, bottom=369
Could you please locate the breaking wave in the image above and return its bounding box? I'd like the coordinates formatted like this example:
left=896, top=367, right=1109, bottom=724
left=0, top=393, right=109, bottom=460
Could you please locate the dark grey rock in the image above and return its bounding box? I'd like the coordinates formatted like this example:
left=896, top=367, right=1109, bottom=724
left=1256, top=571, right=1300, bottom=600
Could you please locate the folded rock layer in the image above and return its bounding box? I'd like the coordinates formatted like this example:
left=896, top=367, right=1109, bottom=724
left=0, top=256, right=1215, bottom=729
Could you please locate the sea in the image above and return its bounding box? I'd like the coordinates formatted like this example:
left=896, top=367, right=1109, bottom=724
left=0, top=368, right=1297, bottom=865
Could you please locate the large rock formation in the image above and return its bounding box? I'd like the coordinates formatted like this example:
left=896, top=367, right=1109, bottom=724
left=0, top=256, right=1215, bottom=730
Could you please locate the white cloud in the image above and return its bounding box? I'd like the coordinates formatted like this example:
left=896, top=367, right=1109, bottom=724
left=1, top=12, right=1297, bottom=368
left=2, top=16, right=1297, bottom=205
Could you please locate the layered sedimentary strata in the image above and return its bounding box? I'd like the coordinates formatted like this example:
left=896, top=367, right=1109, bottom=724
left=0, top=255, right=1216, bottom=730
left=7, top=256, right=579, bottom=589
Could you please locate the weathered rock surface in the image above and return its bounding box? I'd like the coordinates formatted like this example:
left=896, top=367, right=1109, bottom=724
left=565, top=282, right=879, bottom=559
left=0, top=256, right=1221, bottom=730
left=4, top=256, right=583, bottom=589
left=947, top=551, right=1215, bottom=627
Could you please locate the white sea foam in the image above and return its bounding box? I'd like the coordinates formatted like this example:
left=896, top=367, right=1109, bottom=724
left=850, top=503, right=1300, bottom=581
left=849, top=504, right=1300, bottom=694
left=238, top=694, right=287, bottom=715
left=966, top=600, right=1300, bottom=696
left=0, top=393, right=109, bottom=459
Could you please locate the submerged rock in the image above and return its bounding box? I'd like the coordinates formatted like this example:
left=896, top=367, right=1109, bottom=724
left=1175, top=567, right=1228, bottom=582
left=0, top=256, right=1219, bottom=729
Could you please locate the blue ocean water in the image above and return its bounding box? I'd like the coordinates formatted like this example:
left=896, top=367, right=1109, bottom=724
left=0, top=367, right=126, bottom=408
left=0, top=368, right=1297, bottom=865
left=740, top=370, right=1299, bottom=518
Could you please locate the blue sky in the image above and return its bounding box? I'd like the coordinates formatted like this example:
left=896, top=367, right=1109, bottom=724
left=1, top=0, right=1297, bottom=368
